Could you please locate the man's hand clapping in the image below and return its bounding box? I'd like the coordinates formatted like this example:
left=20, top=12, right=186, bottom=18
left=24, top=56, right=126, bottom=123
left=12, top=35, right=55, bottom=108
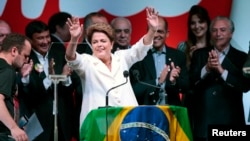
left=206, top=49, right=224, bottom=74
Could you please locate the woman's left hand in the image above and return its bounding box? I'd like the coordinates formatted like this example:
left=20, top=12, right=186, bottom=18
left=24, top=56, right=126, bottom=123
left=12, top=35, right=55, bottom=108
left=146, top=7, right=159, bottom=32
left=66, top=17, right=83, bottom=39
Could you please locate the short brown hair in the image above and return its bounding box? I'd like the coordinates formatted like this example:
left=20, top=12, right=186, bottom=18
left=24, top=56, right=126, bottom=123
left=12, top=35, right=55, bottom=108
left=1, top=33, right=30, bottom=53
left=86, top=23, right=114, bottom=43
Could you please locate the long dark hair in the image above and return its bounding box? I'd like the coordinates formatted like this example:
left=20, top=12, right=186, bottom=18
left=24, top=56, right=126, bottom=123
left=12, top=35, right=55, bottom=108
left=187, top=5, right=211, bottom=46
left=185, top=5, right=211, bottom=66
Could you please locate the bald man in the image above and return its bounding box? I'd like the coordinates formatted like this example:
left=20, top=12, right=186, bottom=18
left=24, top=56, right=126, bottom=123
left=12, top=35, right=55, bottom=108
left=111, top=17, right=132, bottom=53
left=0, top=20, right=11, bottom=48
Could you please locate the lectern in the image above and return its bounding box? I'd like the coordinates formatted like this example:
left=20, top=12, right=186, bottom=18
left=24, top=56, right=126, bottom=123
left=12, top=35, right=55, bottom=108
left=81, top=106, right=193, bottom=141
left=49, top=75, right=67, bottom=141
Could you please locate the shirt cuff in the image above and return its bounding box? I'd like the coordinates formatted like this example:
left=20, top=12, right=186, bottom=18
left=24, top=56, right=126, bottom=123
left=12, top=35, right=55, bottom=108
left=66, top=53, right=81, bottom=67
left=21, top=75, right=30, bottom=86
left=221, top=69, right=228, bottom=80
left=62, top=76, right=72, bottom=87
left=43, top=77, right=52, bottom=89
left=201, top=66, right=209, bottom=79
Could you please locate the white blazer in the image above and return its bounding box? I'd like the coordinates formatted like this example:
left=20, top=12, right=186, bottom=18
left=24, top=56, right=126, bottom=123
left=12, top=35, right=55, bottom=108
left=67, top=37, right=153, bottom=126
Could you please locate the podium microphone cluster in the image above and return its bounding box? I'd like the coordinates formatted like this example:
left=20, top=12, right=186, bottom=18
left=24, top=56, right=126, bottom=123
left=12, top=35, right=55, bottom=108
left=105, top=70, right=129, bottom=107
left=132, top=70, right=161, bottom=89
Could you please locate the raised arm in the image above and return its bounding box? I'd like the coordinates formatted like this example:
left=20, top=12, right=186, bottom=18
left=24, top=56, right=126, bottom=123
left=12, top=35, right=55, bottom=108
left=65, top=17, right=83, bottom=61
left=143, top=7, right=159, bottom=45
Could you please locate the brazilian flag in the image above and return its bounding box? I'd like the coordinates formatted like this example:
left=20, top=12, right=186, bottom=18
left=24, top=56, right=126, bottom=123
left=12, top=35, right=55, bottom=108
left=80, top=105, right=193, bottom=141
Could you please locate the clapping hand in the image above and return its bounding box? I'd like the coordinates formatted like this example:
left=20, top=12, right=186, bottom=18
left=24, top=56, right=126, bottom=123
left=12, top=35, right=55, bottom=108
left=49, top=58, right=55, bottom=75
left=159, top=64, right=169, bottom=85
left=62, top=64, right=72, bottom=76
left=206, top=49, right=224, bottom=73
left=169, top=62, right=181, bottom=84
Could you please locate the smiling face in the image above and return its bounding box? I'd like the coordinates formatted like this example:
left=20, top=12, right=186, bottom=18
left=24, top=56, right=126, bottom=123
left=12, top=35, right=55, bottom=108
left=210, top=18, right=232, bottom=51
left=153, top=17, right=169, bottom=50
left=31, top=30, right=51, bottom=56
left=87, top=23, right=114, bottom=62
left=190, top=14, right=208, bottom=39
left=92, top=32, right=113, bottom=62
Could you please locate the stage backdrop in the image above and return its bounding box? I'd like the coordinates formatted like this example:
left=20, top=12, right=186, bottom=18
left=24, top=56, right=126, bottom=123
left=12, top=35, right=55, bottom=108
left=1, top=0, right=250, bottom=124
left=0, top=0, right=232, bottom=48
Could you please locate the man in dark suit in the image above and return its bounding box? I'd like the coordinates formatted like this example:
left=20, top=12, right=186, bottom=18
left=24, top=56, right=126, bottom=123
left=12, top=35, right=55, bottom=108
left=48, top=11, right=82, bottom=140
left=48, top=11, right=72, bottom=53
left=189, top=16, right=250, bottom=141
left=130, top=16, right=189, bottom=106
left=18, top=20, right=75, bottom=141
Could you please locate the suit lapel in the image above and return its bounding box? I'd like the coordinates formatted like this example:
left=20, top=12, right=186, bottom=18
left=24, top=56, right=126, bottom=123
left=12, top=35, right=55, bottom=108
left=221, top=47, right=239, bottom=73
left=30, top=51, right=40, bottom=65
left=145, top=50, right=157, bottom=78
left=165, top=48, right=172, bottom=66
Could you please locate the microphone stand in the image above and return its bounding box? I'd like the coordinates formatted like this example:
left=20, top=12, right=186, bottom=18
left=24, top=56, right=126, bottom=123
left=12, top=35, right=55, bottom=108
left=104, top=71, right=129, bottom=141
left=133, top=70, right=166, bottom=104
left=133, top=70, right=161, bottom=89
left=138, top=80, right=161, bottom=89
left=49, top=75, right=67, bottom=141
left=105, top=80, right=128, bottom=107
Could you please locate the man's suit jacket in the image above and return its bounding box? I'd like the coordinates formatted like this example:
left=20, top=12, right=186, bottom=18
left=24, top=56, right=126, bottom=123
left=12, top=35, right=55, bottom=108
left=18, top=49, right=75, bottom=141
left=189, top=45, right=250, bottom=138
left=50, top=35, right=83, bottom=139
left=111, top=43, right=131, bottom=53
left=76, top=39, right=92, bottom=54
left=130, top=46, right=189, bottom=105
left=50, top=35, right=66, bottom=53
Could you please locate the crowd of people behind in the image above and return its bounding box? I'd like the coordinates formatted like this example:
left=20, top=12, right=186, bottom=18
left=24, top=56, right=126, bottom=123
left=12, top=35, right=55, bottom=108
left=0, top=4, right=250, bottom=141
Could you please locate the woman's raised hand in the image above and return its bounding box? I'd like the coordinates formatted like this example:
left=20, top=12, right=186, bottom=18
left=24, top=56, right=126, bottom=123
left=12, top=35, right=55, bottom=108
left=66, top=17, right=83, bottom=39
left=146, top=7, right=159, bottom=32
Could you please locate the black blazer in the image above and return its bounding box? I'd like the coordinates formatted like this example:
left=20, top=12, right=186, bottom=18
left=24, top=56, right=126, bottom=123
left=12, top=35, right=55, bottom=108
left=76, top=39, right=92, bottom=54
left=189, top=45, right=249, bottom=138
left=18, top=49, right=75, bottom=141
left=50, top=35, right=66, bottom=53
left=50, top=37, right=83, bottom=140
left=130, top=46, right=189, bottom=106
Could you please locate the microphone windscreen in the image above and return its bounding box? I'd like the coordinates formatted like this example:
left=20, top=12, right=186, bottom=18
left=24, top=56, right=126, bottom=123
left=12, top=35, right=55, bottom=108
left=123, top=70, right=129, bottom=78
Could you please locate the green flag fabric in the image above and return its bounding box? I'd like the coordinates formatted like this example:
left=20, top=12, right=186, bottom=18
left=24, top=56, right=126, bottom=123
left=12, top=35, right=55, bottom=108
left=80, top=105, right=193, bottom=141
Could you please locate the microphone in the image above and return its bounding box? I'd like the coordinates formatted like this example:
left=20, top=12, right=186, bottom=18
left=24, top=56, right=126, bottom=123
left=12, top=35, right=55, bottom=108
left=132, top=70, right=161, bottom=89
left=102, top=71, right=129, bottom=141
left=132, top=69, right=167, bottom=105
left=105, top=70, right=129, bottom=107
